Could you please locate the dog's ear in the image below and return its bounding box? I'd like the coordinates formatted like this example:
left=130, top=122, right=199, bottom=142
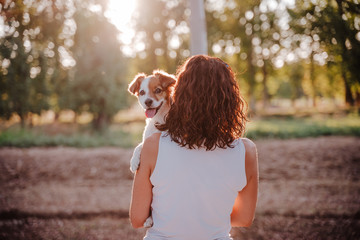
left=153, top=70, right=176, bottom=89
left=128, top=73, right=146, bottom=95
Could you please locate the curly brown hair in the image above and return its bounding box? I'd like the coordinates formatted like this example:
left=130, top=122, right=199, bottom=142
left=157, top=55, right=248, bottom=150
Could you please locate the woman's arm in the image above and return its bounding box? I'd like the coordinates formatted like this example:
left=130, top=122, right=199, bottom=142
left=230, top=138, right=259, bottom=227
left=129, top=133, right=160, bottom=228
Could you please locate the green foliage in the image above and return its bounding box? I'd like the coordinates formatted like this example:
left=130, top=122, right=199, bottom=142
left=0, top=123, right=141, bottom=148
left=1, top=0, right=359, bottom=132
left=0, top=0, right=60, bottom=125
left=1, top=116, right=359, bottom=148
left=287, top=0, right=360, bottom=106
left=245, top=116, right=360, bottom=140
left=62, top=3, right=129, bottom=129
left=289, top=63, right=305, bottom=100
left=131, top=0, right=188, bottom=74
left=0, top=0, right=129, bottom=130
left=206, top=0, right=261, bottom=110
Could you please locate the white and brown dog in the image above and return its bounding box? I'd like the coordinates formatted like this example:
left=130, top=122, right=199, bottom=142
left=128, top=70, right=176, bottom=173
left=128, top=70, right=175, bottom=228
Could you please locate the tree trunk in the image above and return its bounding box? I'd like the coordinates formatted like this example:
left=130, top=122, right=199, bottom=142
left=342, top=68, right=355, bottom=107
left=310, top=52, right=316, bottom=107
left=73, top=112, right=78, bottom=124
left=344, top=82, right=354, bottom=107
left=189, top=0, right=208, bottom=55
left=247, top=48, right=256, bottom=114
left=326, top=65, right=337, bottom=106
left=93, top=113, right=107, bottom=131
left=28, top=112, right=33, bottom=128
left=262, top=61, right=269, bottom=109
left=54, top=111, right=60, bottom=123
left=335, top=0, right=355, bottom=107
left=356, top=90, right=360, bottom=109
left=20, top=117, right=25, bottom=129
left=356, top=90, right=360, bottom=104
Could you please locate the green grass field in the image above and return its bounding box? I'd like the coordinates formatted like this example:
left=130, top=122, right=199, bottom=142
left=245, top=115, right=360, bottom=139
left=0, top=116, right=359, bottom=148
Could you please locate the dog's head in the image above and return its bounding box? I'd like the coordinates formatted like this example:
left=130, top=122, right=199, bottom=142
left=128, top=70, right=176, bottom=118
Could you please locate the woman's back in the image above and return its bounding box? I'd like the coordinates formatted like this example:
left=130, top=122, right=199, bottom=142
left=130, top=55, right=258, bottom=239
left=145, top=132, right=247, bottom=240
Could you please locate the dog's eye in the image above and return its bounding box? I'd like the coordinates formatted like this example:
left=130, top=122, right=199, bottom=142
left=139, top=90, right=145, bottom=96
left=154, top=88, right=162, bottom=94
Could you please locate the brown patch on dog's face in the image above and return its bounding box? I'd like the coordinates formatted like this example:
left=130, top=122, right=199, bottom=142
left=151, top=70, right=176, bottom=102
left=147, top=76, right=168, bottom=101
left=128, top=73, right=146, bottom=96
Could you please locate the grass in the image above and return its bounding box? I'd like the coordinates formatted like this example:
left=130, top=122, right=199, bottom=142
left=245, top=115, right=360, bottom=140
left=0, top=122, right=144, bottom=148
left=0, top=115, right=359, bottom=148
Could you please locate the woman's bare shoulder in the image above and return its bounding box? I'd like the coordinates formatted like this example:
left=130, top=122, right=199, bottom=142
left=241, top=138, right=258, bottom=179
left=143, top=132, right=162, bottom=149
left=241, top=138, right=256, bottom=152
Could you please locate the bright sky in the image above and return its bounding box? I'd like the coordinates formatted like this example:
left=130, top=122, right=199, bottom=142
left=105, top=0, right=136, bottom=46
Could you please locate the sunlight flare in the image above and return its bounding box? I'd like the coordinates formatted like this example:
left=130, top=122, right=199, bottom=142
left=105, top=0, right=136, bottom=45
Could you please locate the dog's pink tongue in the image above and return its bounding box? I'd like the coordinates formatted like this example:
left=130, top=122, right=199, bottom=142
left=145, top=109, right=156, bottom=118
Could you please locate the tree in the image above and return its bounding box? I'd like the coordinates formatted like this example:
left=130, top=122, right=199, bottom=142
left=131, top=0, right=188, bottom=74
left=206, top=0, right=289, bottom=113
left=62, top=1, right=129, bottom=130
left=0, top=0, right=67, bottom=127
left=289, top=62, right=305, bottom=107
left=189, top=0, right=208, bottom=55
left=244, top=7, right=283, bottom=109
left=288, top=0, right=360, bottom=107
left=0, top=0, right=131, bottom=129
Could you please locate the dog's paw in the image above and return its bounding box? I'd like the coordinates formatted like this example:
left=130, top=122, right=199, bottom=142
left=130, top=143, right=143, bottom=173
left=130, top=156, right=140, bottom=173
left=143, top=216, right=153, bottom=228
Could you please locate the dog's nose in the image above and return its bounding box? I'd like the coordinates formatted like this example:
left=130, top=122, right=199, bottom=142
left=145, top=99, right=153, bottom=107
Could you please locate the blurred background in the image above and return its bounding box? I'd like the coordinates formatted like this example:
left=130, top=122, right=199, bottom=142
left=0, top=0, right=359, bottom=143
left=0, top=0, right=360, bottom=239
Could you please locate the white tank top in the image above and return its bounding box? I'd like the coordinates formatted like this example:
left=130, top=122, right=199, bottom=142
left=144, top=132, right=247, bottom=240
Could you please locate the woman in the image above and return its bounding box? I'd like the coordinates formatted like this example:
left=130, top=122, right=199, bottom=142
left=130, top=55, right=258, bottom=240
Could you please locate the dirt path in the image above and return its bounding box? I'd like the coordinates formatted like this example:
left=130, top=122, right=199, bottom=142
left=0, top=136, right=359, bottom=239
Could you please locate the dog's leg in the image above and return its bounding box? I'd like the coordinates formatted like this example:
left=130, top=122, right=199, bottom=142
left=130, top=143, right=143, bottom=173
left=144, top=216, right=153, bottom=228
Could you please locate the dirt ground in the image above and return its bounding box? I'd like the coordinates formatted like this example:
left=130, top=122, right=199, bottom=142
left=0, top=136, right=359, bottom=240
